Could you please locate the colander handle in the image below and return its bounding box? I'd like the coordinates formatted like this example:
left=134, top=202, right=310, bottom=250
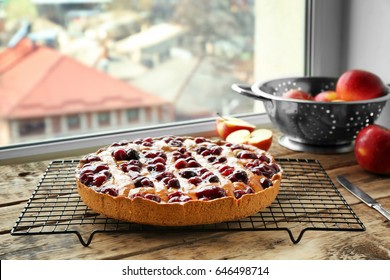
left=231, top=83, right=270, bottom=102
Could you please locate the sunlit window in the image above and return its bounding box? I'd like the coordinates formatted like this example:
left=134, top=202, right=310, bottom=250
left=0, top=0, right=305, bottom=147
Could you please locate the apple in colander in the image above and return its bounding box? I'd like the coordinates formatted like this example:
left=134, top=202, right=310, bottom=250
left=336, top=69, right=385, bottom=101
left=282, top=89, right=313, bottom=100
left=354, top=124, right=390, bottom=174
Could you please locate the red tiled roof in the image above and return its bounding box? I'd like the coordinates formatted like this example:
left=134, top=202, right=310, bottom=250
left=0, top=38, right=168, bottom=119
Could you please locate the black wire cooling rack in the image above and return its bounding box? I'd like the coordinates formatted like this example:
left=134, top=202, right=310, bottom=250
left=11, top=158, right=365, bottom=246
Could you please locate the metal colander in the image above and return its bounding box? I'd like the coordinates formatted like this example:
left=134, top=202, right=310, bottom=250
left=232, top=77, right=390, bottom=151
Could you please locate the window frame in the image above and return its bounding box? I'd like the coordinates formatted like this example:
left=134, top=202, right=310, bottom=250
left=0, top=0, right=325, bottom=164
left=0, top=114, right=271, bottom=164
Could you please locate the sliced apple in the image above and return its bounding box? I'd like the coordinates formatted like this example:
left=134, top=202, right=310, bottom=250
left=246, top=129, right=273, bottom=151
left=216, top=116, right=256, bottom=140
left=226, top=128, right=273, bottom=151
left=226, top=129, right=251, bottom=144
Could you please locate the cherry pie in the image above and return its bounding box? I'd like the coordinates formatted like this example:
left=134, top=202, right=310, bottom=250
left=76, top=136, right=283, bottom=226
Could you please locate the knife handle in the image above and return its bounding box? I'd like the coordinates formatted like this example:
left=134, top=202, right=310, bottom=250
left=372, top=204, right=390, bottom=221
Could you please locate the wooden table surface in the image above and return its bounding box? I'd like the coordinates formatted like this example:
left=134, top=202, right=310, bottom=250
left=1, top=131, right=389, bottom=260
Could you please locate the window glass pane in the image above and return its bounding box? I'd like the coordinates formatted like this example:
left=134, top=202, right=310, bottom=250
left=0, top=0, right=305, bottom=147
left=67, top=114, right=81, bottom=130
left=18, top=118, right=45, bottom=136
left=97, top=112, right=111, bottom=126
left=126, top=108, right=140, bottom=123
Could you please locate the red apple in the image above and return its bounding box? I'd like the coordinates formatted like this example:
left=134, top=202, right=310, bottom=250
left=314, top=90, right=340, bottom=102
left=216, top=116, right=255, bottom=140
left=336, top=69, right=385, bottom=101
left=226, top=129, right=273, bottom=151
left=247, top=129, right=273, bottom=151
left=282, top=89, right=313, bottom=100
left=354, top=124, right=390, bottom=174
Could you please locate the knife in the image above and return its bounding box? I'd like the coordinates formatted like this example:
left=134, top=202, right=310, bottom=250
left=337, top=175, right=390, bottom=221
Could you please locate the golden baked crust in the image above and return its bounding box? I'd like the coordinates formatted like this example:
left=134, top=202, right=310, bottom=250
left=75, top=136, right=283, bottom=226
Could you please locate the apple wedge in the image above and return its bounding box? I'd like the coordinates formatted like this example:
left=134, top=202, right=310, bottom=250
left=226, top=129, right=273, bottom=151
left=216, top=116, right=256, bottom=140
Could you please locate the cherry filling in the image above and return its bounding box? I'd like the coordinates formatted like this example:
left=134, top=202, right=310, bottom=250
left=218, top=165, right=234, bottom=176
left=174, top=156, right=201, bottom=169
left=84, top=155, right=101, bottom=163
left=100, top=187, right=118, bottom=196
left=120, top=160, right=142, bottom=173
left=154, top=172, right=181, bottom=189
left=112, top=148, right=140, bottom=161
left=172, top=148, right=192, bottom=161
left=93, top=174, right=108, bottom=187
left=206, top=155, right=227, bottom=164
left=228, top=170, right=248, bottom=183
left=110, top=140, right=129, bottom=147
left=144, top=194, right=161, bottom=203
left=260, top=177, right=273, bottom=189
left=188, top=176, right=202, bottom=186
left=147, top=163, right=166, bottom=172
left=233, top=186, right=255, bottom=199
left=247, top=163, right=279, bottom=179
left=163, top=136, right=185, bottom=147
left=168, top=191, right=192, bottom=203
left=79, top=163, right=111, bottom=187
left=194, top=137, right=206, bottom=143
left=130, top=193, right=161, bottom=202
left=167, top=178, right=181, bottom=189
left=179, top=170, right=197, bottom=179
left=237, top=151, right=258, bottom=159
left=133, top=175, right=154, bottom=188
left=196, top=186, right=226, bottom=200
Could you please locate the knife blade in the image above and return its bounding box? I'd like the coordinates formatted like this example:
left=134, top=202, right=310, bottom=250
left=337, top=175, right=390, bottom=221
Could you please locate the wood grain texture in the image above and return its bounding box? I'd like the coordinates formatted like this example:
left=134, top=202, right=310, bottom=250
left=1, top=131, right=389, bottom=260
